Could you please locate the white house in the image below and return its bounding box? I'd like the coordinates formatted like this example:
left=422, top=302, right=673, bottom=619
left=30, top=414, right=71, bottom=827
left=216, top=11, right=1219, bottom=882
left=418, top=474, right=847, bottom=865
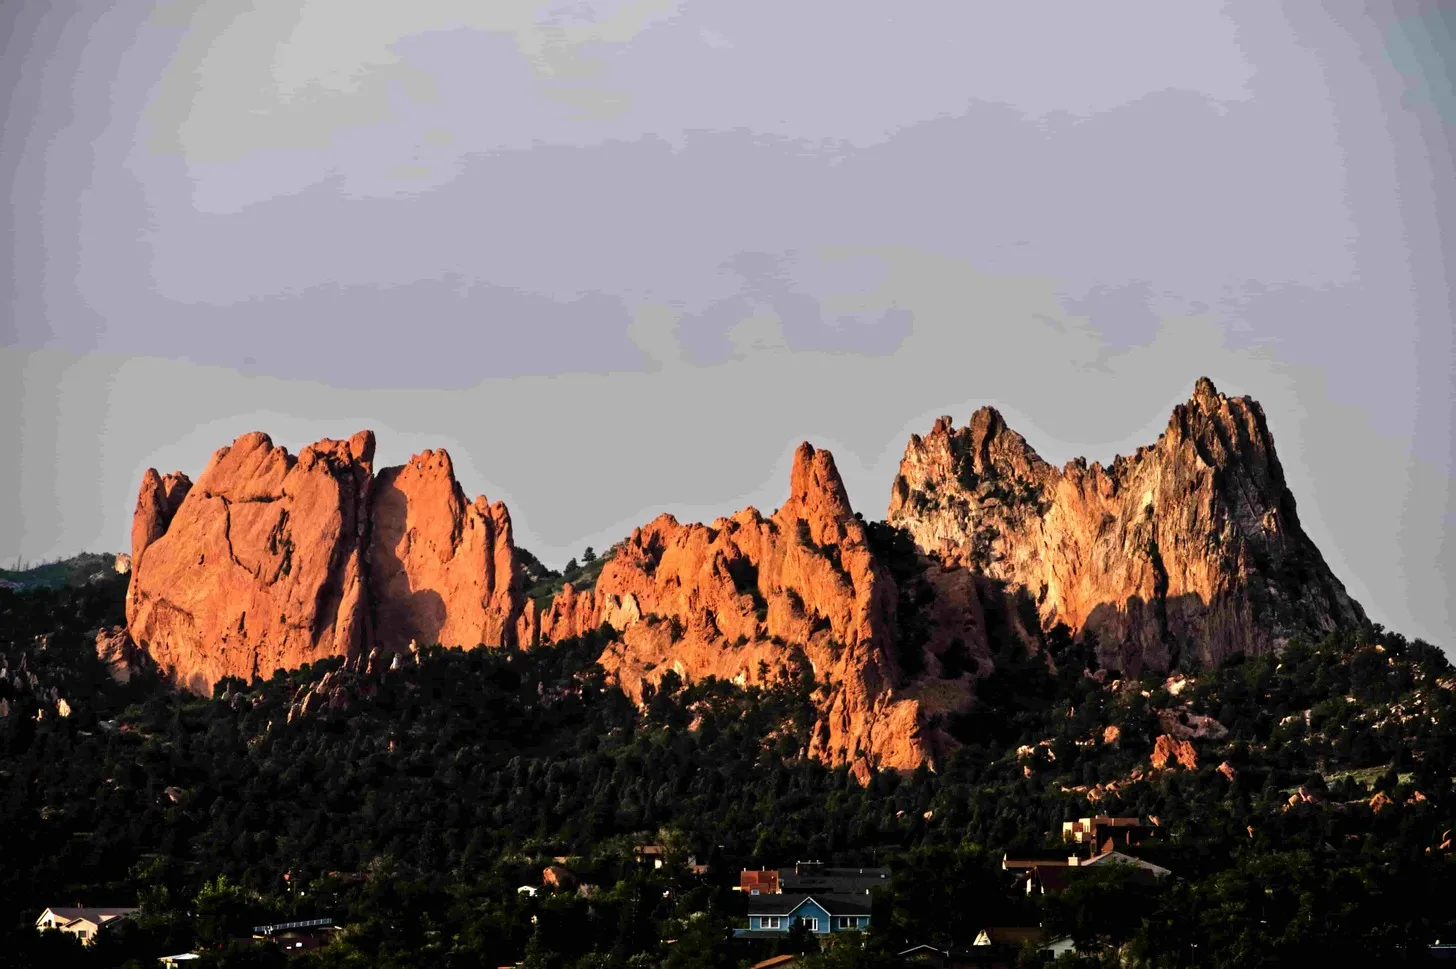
left=35, top=906, right=139, bottom=945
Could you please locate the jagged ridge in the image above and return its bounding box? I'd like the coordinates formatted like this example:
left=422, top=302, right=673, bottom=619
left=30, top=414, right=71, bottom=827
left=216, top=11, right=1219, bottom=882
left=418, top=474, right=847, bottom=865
left=886, top=377, right=1366, bottom=671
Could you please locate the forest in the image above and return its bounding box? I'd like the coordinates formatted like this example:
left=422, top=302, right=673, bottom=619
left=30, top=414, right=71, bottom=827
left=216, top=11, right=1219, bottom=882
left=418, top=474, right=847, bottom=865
left=3, top=555, right=1456, bottom=968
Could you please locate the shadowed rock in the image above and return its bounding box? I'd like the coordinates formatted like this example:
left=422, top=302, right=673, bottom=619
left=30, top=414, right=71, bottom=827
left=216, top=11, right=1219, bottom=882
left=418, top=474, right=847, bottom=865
left=887, top=377, right=1366, bottom=671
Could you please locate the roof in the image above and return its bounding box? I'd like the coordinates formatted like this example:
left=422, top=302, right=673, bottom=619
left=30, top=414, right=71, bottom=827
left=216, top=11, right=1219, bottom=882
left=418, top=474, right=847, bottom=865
left=749, top=956, right=801, bottom=969
left=746, top=892, right=873, bottom=917
left=1030, top=867, right=1076, bottom=893
left=252, top=918, right=337, bottom=935
left=38, top=907, right=139, bottom=925
left=778, top=866, right=889, bottom=894
left=975, top=926, right=1046, bottom=946
left=741, top=869, right=780, bottom=888
left=1002, top=850, right=1073, bottom=869
left=1082, top=850, right=1171, bottom=876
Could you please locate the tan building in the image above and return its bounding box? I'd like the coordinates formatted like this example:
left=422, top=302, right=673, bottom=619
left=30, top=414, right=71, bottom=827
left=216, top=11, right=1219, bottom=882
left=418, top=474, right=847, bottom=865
left=35, top=906, right=139, bottom=945
left=1061, top=816, right=1148, bottom=852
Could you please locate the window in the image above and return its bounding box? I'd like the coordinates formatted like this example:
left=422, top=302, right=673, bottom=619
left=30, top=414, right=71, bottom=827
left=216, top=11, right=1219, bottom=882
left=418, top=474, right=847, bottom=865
left=835, top=916, right=860, bottom=929
left=761, top=916, right=782, bottom=929
left=750, top=889, right=760, bottom=895
left=796, top=917, right=819, bottom=932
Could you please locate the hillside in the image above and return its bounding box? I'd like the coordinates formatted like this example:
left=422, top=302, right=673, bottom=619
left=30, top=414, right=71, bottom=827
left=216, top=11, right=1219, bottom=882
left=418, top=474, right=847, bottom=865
left=2, top=572, right=1455, bottom=965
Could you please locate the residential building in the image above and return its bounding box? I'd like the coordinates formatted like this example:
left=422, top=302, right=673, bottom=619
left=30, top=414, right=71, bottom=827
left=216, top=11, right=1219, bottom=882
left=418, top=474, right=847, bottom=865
left=738, top=869, right=780, bottom=894
left=735, top=892, right=872, bottom=938
left=1079, top=849, right=1170, bottom=878
left=1061, top=816, right=1149, bottom=853
left=897, top=943, right=950, bottom=967
left=779, top=860, right=889, bottom=894
left=738, top=861, right=889, bottom=896
left=34, top=906, right=139, bottom=945
left=1016, top=849, right=1172, bottom=896
left=252, top=918, right=340, bottom=955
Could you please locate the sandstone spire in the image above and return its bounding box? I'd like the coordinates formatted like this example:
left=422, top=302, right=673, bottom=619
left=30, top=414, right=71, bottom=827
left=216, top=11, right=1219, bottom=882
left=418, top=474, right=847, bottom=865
left=368, top=447, right=528, bottom=651
left=887, top=378, right=1366, bottom=670
left=127, top=431, right=378, bottom=693
left=125, top=431, right=534, bottom=695
left=534, top=441, right=949, bottom=779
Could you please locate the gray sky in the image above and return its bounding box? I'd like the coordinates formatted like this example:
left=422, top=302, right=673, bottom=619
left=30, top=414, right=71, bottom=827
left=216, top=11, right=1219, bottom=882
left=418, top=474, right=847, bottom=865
left=2, top=1, right=1452, bottom=648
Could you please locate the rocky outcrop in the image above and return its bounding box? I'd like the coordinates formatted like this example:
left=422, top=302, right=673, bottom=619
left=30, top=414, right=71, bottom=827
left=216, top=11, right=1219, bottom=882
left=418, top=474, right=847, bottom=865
left=887, top=378, right=1366, bottom=671
left=126, top=432, right=535, bottom=696
left=1150, top=734, right=1198, bottom=770
left=530, top=443, right=972, bottom=778
left=126, top=431, right=377, bottom=694
left=130, top=469, right=193, bottom=569
left=95, top=625, right=147, bottom=684
left=368, top=449, right=528, bottom=650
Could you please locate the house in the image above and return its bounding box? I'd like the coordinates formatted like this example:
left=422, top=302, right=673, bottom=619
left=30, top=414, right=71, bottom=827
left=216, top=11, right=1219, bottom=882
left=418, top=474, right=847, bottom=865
left=778, top=860, right=889, bottom=895
left=1043, top=935, right=1076, bottom=957
left=35, top=906, right=139, bottom=945
left=1017, top=849, right=1171, bottom=896
left=973, top=926, right=1045, bottom=948
left=252, top=917, right=339, bottom=955
left=897, top=943, right=950, bottom=967
left=734, top=893, right=873, bottom=938
left=633, top=843, right=667, bottom=868
left=739, top=869, right=781, bottom=894
left=1078, top=849, right=1171, bottom=878
left=1061, top=816, right=1149, bottom=853
left=1001, top=849, right=1074, bottom=872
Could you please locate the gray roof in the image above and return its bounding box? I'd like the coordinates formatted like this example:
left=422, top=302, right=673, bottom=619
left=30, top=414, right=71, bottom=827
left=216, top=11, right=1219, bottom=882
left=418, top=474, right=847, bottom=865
left=39, top=907, right=139, bottom=924
left=778, top=866, right=889, bottom=894
left=747, top=892, right=873, bottom=917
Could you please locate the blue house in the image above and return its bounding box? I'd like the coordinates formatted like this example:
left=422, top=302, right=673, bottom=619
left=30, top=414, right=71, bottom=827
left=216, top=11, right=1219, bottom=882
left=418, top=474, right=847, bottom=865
left=735, top=893, right=872, bottom=938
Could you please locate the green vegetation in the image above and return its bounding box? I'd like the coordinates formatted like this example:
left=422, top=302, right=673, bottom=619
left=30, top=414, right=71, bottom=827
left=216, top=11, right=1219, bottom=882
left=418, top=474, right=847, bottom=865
left=2, top=574, right=1456, bottom=966
left=0, top=552, right=121, bottom=590
left=522, top=545, right=615, bottom=610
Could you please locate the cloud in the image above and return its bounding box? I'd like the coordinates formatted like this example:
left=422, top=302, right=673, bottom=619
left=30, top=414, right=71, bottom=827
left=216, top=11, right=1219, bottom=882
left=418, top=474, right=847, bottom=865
left=144, top=0, right=682, bottom=164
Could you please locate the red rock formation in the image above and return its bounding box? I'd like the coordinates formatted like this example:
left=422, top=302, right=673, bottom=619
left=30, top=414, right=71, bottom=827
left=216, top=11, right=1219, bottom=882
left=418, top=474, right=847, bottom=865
left=126, top=431, right=377, bottom=694
left=368, top=448, right=527, bottom=650
left=887, top=378, right=1366, bottom=671
left=94, top=626, right=146, bottom=684
left=533, top=443, right=966, bottom=778
left=1150, top=734, right=1198, bottom=770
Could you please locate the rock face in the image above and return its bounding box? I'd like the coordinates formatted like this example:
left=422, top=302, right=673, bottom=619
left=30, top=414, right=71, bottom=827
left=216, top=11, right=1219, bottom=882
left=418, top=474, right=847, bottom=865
left=887, top=378, right=1366, bottom=671
left=95, top=626, right=147, bottom=684
left=368, top=449, right=528, bottom=650
left=528, top=443, right=970, bottom=778
left=126, top=431, right=534, bottom=696
left=126, top=431, right=378, bottom=694
left=1151, top=734, right=1198, bottom=770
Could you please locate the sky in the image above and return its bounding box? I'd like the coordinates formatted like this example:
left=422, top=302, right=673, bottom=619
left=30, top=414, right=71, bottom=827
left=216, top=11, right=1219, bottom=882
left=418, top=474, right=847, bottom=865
left=1, top=1, right=1453, bottom=648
